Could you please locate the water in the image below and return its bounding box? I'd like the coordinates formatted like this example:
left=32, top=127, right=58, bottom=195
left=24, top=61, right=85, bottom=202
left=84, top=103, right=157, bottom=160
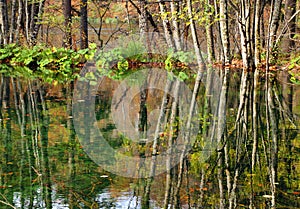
left=0, top=70, right=299, bottom=208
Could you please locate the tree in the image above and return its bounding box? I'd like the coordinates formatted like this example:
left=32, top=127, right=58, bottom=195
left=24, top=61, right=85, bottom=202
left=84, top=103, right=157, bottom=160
left=80, top=0, right=88, bottom=49
left=63, top=0, right=72, bottom=48
left=0, top=0, right=9, bottom=44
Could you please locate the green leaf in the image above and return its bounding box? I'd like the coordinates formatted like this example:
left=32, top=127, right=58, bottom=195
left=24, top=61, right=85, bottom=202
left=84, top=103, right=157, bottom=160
left=178, top=71, right=189, bottom=81
left=117, top=59, right=129, bottom=71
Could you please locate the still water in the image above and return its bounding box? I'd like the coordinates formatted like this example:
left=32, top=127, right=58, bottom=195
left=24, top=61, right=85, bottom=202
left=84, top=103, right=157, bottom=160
left=0, top=70, right=299, bottom=208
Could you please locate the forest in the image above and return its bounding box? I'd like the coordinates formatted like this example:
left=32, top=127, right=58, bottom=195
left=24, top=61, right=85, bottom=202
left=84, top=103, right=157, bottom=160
left=0, top=0, right=300, bottom=208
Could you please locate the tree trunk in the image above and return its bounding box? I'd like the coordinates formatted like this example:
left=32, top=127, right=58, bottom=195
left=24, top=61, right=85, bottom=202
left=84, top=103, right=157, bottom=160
left=80, top=0, right=88, bottom=49
left=159, top=1, right=174, bottom=48
left=269, top=0, right=282, bottom=59
left=139, top=0, right=148, bottom=36
left=254, top=0, right=263, bottom=67
left=0, top=0, right=9, bottom=44
left=170, top=0, right=181, bottom=50
left=15, top=0, right=23, bottom=43
left=206, top=0, right=215, bottom=63
left=219, top=0, right=230, bottom=64
left=63, top=0, right=72, bottom=48
left=9, top=0, right=17, bottom=43
left=173, top=0, right=206, bottom=207
left=282, top=0, right=296, bottom=53
left=29, top=0, right=46, bottom=44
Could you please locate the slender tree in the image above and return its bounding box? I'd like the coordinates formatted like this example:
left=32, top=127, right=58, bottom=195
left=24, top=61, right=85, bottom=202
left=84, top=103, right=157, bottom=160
left=80, top=0, right=88, bottom=49
left=0, top=0, right=9, bottom=44
left=63, top=0, right=72, bottom=48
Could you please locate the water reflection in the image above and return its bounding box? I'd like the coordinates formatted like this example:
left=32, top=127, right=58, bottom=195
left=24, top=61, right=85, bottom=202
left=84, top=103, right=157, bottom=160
left=0, top=71, right=299, bottom=208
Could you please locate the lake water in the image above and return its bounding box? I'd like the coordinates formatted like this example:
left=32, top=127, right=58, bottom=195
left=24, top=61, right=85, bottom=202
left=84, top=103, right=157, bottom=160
left=0, top=69, right=299, bottom=208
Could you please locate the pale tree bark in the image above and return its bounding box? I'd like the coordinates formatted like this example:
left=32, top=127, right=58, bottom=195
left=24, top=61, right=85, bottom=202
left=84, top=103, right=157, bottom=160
left=267, top=80, right=279, bottom=208
left=236, top=0, right=253, bottom=124
left=170, top=0, right=181, bottom=50
left=0, top=0, right=9, bottom=44
left=216, top=67, right=230, bottom=209
left=233, top=3, right=254, bottom=207
left=206, top=0, right=215, bottom=63
left=173, top=0, right=206, bottom=207
left=264, top=2, right=281, bottom=206
left=218, top=1, right=231, bottom=207
left=237, top=0, right=253, bottom=70
left=250, top=63, right=260, bottom=209
left=139, top=0, right=148, bottom=36
left=15, top=0, right=23, bottom=43
left=143, top=2, right=178, bottom=207
left=219, top=0, right=230, bottom=64
left=129, top=0, right=159, bottom=32
left=159, top=0, right=174, bottom=49
left=269, top=0, right=282, bottom=59
left=25, top=0, right=30, bottom=41
left=29, top=0, right=46, bottom=44
left=9, top=0, right=17, bottom=43
left=251, top=3, right=263, bottom=206
left=282, top=0, right=296, bottom=53
left=163, top=80, right=180, bottom=209
left=254, top=0, right=263, bottom=67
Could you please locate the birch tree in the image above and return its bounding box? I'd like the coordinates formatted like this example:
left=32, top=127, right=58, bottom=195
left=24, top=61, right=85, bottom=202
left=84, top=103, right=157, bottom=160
left=0, top=0, right=9, bottom=44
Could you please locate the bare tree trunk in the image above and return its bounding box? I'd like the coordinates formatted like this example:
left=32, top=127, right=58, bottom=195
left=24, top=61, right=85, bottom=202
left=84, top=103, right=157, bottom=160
left=139, top=0, right=148, bottom=36
left=219, top=0, right=230, bottom=64
left=63, top=0, right=72, bottom=48
left=254, top=0, right=263, bottom=67
left=9, top=0, right=17, bottom=43
left=173, top=0, right=206, bottom=207
left=128, top=0, right=159, bottom=32
left=15, top=0, right=23, bottom=43
left=80, top=0, right=88, bottom=49
left=25, top=0, right=29, bottom=41
left=29, top=0, right=46, bottom=44
left=282, top=0, right=296, bottom=53
left=170, top=0, right=181, bottom=50
left=238, top=0, right=253, bottom=70
left=0, top=0, right=9, bottom=44
left=206, top=0, right=215, bottom=63
left=269, top=0, right=283, bottom=59
left=159, top=0, right=174, bottom=48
